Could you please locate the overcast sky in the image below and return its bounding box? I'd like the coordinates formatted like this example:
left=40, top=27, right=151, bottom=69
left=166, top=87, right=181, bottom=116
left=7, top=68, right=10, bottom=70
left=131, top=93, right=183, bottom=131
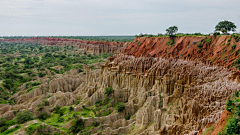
left=0, top=0, right=240, bottom=36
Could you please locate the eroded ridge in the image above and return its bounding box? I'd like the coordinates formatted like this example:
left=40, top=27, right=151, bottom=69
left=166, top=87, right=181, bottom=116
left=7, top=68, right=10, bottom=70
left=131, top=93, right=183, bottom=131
left=0, top=54, right=239, bottom=135
left=0, top=37, right=127, bottom=54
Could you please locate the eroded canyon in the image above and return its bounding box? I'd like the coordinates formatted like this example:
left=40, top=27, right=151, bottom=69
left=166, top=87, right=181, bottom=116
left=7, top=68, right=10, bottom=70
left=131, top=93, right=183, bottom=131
left=0, top=35, right=240, bottom=135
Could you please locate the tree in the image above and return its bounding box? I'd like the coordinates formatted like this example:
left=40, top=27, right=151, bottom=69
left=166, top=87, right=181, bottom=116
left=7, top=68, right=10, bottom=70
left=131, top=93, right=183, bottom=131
left=166, top=26, right=178, bottom=37
left=116, top=102, right=125, bottom=112
left=215, top=20, right=237, bottom=34
left=15, top=110, right=34, bottom=124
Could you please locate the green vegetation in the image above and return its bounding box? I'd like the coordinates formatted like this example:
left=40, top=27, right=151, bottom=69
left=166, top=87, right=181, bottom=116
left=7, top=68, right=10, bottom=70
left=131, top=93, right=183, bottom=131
left=52, top=36, right=135, bottom=42
left=166, top=26, right=178, bottom=38
left=69, top=118, right=84, bottom=134
left=0, top=41, right=114, bottom=104
left=231, top=44, right=236, bottom=49
left=233, top=57, right=240, bottom=70
left=15, top=110, right=34, bottom=124
left=116, top=102, right=126, bottom=112
left=202, top=125, right=214, bottom=135
left=38, top=112, right=50, bottom=120
left=215, top=20, right=237, bottom=33
left=25, top=122, right=40, bottom=134
left=225, top=91, right=240, bottom=134
left=104, top=87, right=114, bottom=96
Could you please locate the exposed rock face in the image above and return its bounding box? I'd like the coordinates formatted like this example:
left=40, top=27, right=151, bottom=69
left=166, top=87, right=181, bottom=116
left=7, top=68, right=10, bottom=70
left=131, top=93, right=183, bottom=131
left=123, top=36, right=240, bottom=69
left=0, top=36, right=239, bottom=134
left=1, top=53, right=238, bottom=135
left=0, top=37, right=128, bottom=54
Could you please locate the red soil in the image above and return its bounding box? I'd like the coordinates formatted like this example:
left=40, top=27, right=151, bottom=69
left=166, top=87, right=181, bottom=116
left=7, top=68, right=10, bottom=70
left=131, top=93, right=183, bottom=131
left=123, top=36, right=240, bottom=69
left=198, top=108, right=229, bottom=135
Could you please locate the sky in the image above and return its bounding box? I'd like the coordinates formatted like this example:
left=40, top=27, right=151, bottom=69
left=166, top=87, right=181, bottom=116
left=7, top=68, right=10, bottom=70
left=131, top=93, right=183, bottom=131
left=0, top=0, right=240, bottom=36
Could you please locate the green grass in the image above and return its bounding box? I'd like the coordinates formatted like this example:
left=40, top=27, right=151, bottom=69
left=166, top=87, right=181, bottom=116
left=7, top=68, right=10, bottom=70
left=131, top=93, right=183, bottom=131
left=25, top=122, right=40, bottom=134
left=1, top=125, right=21, bottom=135
left=26, top=86, right=38, bottom=93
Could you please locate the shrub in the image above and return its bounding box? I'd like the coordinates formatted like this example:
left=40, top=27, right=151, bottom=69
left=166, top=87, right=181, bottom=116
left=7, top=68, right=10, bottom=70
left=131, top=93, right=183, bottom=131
left=197, top=42, right=203, bottom=48
left=59, top=109, right=64, bottom=116
left=167, top=39, right=175, bottom=46
left=37, top=125, right=51, bottom=135
left=235, top=91, right=240, bottom=97
left=92, top=121, right=100, bottom=127
left=105, top=87, right=114, bottom=96
left=116, top=102, right=125, bottom=112
left=42, top=100, right=49, bottom=106
left=206, top=38, right=212, bottom=44
left=38, top=72, right=46, bottom=77
left=26, top=86, right=38, bottom=93
left=57, top=117, right=64, bottom=123
left=95, top=99, right=102, bottom=106
left=103, top=109, right=111, bottom=116
left=0, top=126, right=7, bottom=133
left=213, top=32, right=220, bottom=36
left=5, top=119, right=15, bottom=126
left=69, top=118, right=84, bottom=133
left=226, top=117, right=240, bottom=134
left=15, top=110, right=34, bottom=124
left=38, top=112, right=50, bottom=120
left=25, top=123, right=38, bottom=135
left=226, top=100, right=234, bottom=112
left=0, top=117, right=6, bottom=127
left=69, top=106, right=74, bottom=112
left=53, top=105, right=61, bottom=113
left=75, top=100, right=80, bottom=105
left=231, top=44, right=236, bottom=49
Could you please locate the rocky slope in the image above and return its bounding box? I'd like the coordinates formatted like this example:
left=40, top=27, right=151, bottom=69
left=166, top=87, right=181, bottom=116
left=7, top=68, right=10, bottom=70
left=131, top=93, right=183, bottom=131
left=0, top=36, right=239, bottom=134
left=0, top=37, right=128, bottom=54
left=123, top=36, right=240, bottom=69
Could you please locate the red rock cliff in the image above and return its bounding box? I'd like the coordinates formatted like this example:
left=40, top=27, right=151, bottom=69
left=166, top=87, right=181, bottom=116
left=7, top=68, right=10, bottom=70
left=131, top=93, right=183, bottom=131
left=123, top=36, right=240, bottom=69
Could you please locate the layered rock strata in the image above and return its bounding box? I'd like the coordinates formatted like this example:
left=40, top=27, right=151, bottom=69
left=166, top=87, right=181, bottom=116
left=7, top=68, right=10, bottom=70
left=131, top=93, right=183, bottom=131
left=1, top=54, right=239, bottom=134
left=123, top=36, right=240, bottom=69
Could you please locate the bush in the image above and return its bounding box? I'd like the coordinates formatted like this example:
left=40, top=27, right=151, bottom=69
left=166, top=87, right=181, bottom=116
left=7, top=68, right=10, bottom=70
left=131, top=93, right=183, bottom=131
left=197, top=42, right=203, bottom=48
left=213, top=32, right=220, bottom=36
left=69, top=118, right=84, bottom=133
left=226, top=117, right=240, bottom=134
left=38, top=72, right=46, bottom=77
left=53, top=105, right=61, bottom=113
left=42, top=100, right=49, bottom=106
left=105, top=87, right=114, bottom=96
left=38, top=112, right=50, bottom=120
left=226, top=100, right=234, bottom=112
left=69, top=106, right=74, bottom=112
left=0, top=126, right=7, bottom=133
left=5, top=119, right=15, bottom=126
left=37, top=125, right=51, bottom=135
left=26, top=86, right=38, bottom=93
left=92, top=121, right=100, bottom=127
left=25, top=123, right=38, bottom=135
left=0, top=117, right=6, bottom=127
left=75, top=100, right=80, bottom=105
left=231, top=44, right=236, bottom=49
left=57, top=117, right=64, bottom=123
left=59, top=109, right=64, bottom=116
left=116, top=102, right=125, bottom=112
left=206, top=38, right=212, bottom=44
left=15, top=110, right=34, bottom=124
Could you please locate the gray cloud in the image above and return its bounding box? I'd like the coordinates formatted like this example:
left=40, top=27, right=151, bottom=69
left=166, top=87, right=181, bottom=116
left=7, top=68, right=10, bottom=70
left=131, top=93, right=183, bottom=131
left=0, top=0, right=239, bottom=36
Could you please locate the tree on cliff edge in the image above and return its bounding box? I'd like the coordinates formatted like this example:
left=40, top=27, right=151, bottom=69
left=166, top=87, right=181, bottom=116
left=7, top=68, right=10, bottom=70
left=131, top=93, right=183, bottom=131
left=215, top=20, right=237, bottom=34
left=166, top=26, right=178, bottom=38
